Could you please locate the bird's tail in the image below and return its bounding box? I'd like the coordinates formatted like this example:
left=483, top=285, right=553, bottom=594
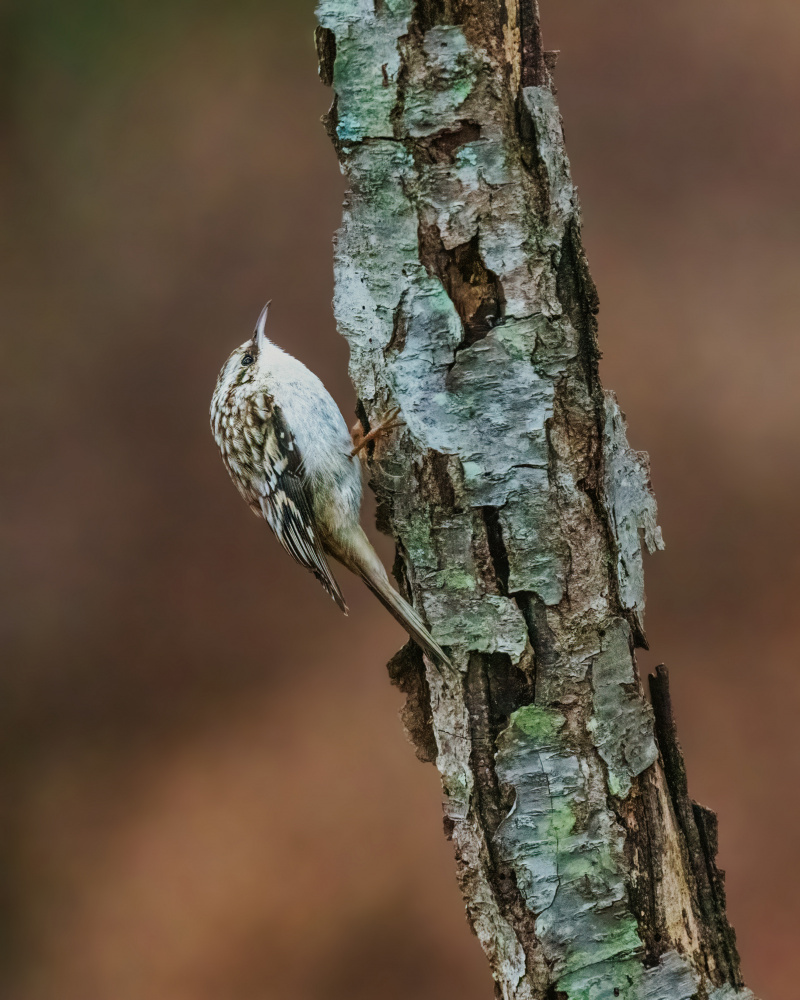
left=328, top=525, right=452, bottom=670
left=358, top=568, right=452, bottom=670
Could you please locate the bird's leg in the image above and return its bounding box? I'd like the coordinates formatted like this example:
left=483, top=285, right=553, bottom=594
left=350, top=406, right=404, bottom=458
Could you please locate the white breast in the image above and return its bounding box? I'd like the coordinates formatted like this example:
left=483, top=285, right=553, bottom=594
left=258, top=343, right=362, bottom=531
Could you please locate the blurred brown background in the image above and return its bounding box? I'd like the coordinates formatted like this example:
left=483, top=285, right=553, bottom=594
left=1, top=1, right=797, bottom=997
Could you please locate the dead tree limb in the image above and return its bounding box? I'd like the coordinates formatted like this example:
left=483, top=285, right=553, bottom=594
left=315, top=2, right=755, bottom=997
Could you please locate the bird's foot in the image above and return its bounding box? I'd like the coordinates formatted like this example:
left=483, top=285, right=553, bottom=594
left=350, top=406, right=404, bottom=457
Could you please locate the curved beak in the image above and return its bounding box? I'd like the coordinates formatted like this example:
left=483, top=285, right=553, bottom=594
left=254, top=300, right=271, bottom=351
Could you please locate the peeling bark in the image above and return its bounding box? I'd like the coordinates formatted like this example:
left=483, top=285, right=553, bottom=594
left=315, top=2, right=755, bottom=997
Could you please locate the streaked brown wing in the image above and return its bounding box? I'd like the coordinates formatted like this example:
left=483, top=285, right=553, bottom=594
left=244, top=392, right=348, bottom=614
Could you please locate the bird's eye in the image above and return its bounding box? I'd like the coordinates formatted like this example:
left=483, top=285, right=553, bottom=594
left=241, top=354, right=254, bottom=367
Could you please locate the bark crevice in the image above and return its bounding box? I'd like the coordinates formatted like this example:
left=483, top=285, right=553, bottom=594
left=418, top=223, right=505, bottom=348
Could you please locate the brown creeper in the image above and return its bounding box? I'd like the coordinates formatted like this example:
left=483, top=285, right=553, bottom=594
left=210, top=302, right=452, bottom=668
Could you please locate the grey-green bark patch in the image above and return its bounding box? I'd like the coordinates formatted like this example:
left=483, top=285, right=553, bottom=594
left=390, top=302, right=554, bottom=507
left=395, top=500, right=529, bottom=660
left=318, top=0, right=412, bottom=143
left=495, top=708, right=644, bottom=985
left=422, top=137, right=511, bottom=250
left=500, top=484, right=570, bottom=604
left=587, top=619, right=658, bottom=798
left=331, top=141, right=419, bottom=361
left=433, top=594, right=529, bottom=661
left=558, top=949, right=697, bottom=1000
left=388, top=292, right=571, bottom=607
left=710, top=987, right=758, bottom=1000
left=602, top=392, right=664, bottom=635
left=495, top=706, right=699, bottom=1000
left=521, top=85, right=577, bottom=226
left=402, top=26, right=484, bottom=137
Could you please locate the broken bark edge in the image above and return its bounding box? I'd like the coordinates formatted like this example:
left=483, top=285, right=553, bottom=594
left=387, top=641, right=438, bottom=764
left=648, top=665, right=745, bottom=988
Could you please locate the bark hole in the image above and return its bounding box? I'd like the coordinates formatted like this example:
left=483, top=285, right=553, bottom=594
left=418, top=223, right=505, bottom=346
left=486, top=652, right=535, bottom=737
left=418, top=121, right=482, bottom=164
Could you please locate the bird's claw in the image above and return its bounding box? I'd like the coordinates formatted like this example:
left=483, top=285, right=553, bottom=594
left=350, top=406, right=405, bottom=457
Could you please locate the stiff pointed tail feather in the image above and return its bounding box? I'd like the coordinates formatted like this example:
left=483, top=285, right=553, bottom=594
left=359, top=570, right=452, bottom=670
left=312, top=565, right=349, bottom=615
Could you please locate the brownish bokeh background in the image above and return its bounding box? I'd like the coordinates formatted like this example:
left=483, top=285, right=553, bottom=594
left=1, top=2, right=798, bottom=997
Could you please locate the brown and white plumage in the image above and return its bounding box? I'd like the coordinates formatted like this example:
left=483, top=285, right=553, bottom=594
left=210, top=302, right=451, bottom=668
left=217, top=388, right=347, bottom=611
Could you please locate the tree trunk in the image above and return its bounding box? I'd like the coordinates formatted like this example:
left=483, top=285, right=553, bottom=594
left=315, top=2, right=755, bottom=997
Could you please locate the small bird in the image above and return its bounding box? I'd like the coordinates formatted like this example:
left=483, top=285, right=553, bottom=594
left=210, top=301, right=452, bottom=668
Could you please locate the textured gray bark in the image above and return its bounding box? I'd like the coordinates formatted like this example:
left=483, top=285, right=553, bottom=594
left=315, top=2, right=755, bottom=998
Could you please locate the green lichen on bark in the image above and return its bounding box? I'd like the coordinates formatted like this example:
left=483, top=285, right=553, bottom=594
left=316, top=2, right=752, bottom=998
left=494, top=707, right=708, bottom=999
left=588, top=619, right=657, bottom=799
left=495, top=707, right=643, bottom=979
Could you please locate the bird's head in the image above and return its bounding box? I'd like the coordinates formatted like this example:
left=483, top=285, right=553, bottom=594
left=215, top=300, right=272, bottom=392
